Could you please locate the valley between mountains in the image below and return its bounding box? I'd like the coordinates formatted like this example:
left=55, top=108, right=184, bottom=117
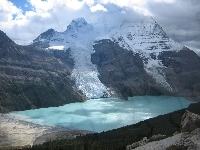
left=0, top=16, right=200, bottom=150
left=0, top=17, right=200, bottom=112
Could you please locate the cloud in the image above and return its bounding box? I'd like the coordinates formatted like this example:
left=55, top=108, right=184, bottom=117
left=90, top=4, right=107, bottom=12
left=153, top=0, right=176, bottom=3
left=100, top=0, right=148, bottom=7
left=146, top=0, right=200, bottom=54
left=0, top=0, right=199, bottom=54
left=0, top=0, right=22, bottom=22
left=99, top=0, right=152, bottom=15
left=0, top=0, right=146, bottom=44
left=0, top=0, right=92, bottom=44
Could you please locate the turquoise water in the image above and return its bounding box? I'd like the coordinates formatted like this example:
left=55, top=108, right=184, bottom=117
left=12, top=96, right=192, bottom=133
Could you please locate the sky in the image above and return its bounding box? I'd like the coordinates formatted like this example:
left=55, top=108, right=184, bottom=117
left=0, top=0, right=200, bottom=55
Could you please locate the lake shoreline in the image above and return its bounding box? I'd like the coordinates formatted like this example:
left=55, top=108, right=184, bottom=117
left=0, top=96, right=194, bottom=149
left=0, top=113, right=93, bottom=149
left=11, top=96, right=193, bottom=133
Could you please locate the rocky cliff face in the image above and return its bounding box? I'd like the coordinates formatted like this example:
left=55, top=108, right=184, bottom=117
left=92, top=40, right=200, bottom=100
left=181, top=110, right=200, bottom=133
left=0, top=31, right=85, bottom=113
left=158, top=48, right=200, bottom=101
left=91, top=39, right=171, bottom=99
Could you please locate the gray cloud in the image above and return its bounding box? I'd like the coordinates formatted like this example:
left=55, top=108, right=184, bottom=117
left=146, top=0, right=200, bottom=54
left=0, top=0, right=199, bottom=55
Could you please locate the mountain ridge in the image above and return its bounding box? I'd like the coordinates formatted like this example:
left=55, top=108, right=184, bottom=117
left=31, top=17, right=200, bottom=100
left=0, top=16, right=200, bottom=112
left=0, top=30, right=85, bottom=112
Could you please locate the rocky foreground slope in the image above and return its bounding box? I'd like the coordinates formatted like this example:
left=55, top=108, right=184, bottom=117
left=127, top=110, right=200, bottom=150
left=0, top=30, right=85, bottom=112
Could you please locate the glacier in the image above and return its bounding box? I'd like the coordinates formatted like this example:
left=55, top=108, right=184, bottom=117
left=34, top=18, right=108, bottom=98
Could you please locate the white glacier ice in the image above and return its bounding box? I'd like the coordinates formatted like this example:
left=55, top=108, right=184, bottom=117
left=46, top=46, right=65, bottom=50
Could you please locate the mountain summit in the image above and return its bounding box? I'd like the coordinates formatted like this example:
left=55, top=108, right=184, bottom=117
left=66, top=17, right=89, bottom=29
left=31, top=17, right=200, bottom=100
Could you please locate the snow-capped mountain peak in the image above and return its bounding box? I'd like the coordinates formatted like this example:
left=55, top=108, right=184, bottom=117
left=32, top=17, right=185, bottom=98
left=116, top=17, right=166, bottom=38
left=68, top=17, right=88, bottom=28
left=65, top=17, right=93, bottom=35
left=34, top=28, right=56, bottom=42
left=109, top=18, right=183, bottom=92
left=32, top=18, right=108, bottom=98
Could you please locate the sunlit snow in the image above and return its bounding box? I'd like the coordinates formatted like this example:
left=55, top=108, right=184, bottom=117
left=110, top=17, right=183, bottom=91
left=46, top=46, right=65, bottom=50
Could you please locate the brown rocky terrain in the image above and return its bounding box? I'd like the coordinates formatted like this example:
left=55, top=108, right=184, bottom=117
left=0, top=30, right=85, bottom=112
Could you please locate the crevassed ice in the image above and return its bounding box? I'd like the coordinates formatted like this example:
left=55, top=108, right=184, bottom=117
left=70, top=45, right=107, bottom=98
left=71, top=69, right=107, bottom=98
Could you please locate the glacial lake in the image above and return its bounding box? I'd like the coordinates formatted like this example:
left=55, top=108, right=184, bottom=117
left=12, top=96, right=193, bottom=133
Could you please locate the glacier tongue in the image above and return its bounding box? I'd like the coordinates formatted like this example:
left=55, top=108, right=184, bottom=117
left=67, top=19, right=108, bottom=98
left=71, top=68, right=107, bottom=98
left=70, top=44, right=107, bottom=98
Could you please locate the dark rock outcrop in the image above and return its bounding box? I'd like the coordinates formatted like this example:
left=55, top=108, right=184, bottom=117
left=181, top=111, right=200, bottom=133
left=158, top=47, right=200, bottom=101
left=127, top=110, right=200, bottom=150
left=91, top=40, right=151, bottom=99
left=0, top=30, right=30, bottom=60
